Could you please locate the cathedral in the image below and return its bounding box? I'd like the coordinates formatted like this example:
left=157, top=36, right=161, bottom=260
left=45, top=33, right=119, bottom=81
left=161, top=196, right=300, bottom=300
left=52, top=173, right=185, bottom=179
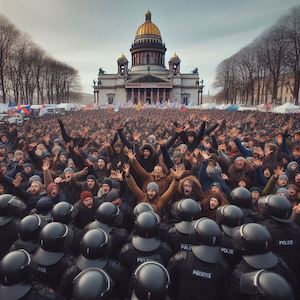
left=93, top=10, right=201, bottom=106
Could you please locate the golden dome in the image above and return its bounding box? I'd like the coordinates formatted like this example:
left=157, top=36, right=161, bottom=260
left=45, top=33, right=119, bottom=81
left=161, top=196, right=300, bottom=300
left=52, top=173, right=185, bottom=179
left=135, top=10, right=161, bottom=38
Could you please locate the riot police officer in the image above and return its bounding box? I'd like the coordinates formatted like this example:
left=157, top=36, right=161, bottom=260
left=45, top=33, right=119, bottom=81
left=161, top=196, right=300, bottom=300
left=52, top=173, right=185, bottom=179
left=230, top=188, right=263, bottom=223
left=0, top=194, right=26, bottom=258
left=166, top=198, right=202, bottom=252
left=131, top=261, right=171, bottom=300
left=51, top=201, right=82, bottom=255
left=259, top=195, right=300, bottom=277
left=34, top=196, right=53, bottom=223
left=32, top=222, right=74, bottom=291
left=11, top=214, right=46, bottom=254
left=216, top=204, right=244, bottom=269
left=119, top=211, right=172, bottom=275
left=0, top=249, right=62, bottom=299
left=229, top=223, right=297, bottom=299
left=72, top=268, right=114, bottom=300
left=167, top=217, right=231, bottom=300
left=84, top=202, right=128, bottom=258
left=239, top=270, right=294, bottom=300
left=59, top=228, right=128, bottom=299
left=133, top=202, right=154, bottom=218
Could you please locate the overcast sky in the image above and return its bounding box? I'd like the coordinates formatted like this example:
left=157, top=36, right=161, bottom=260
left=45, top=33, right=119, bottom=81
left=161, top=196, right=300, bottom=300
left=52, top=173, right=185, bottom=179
left=0, top=0, right=299, bottom=95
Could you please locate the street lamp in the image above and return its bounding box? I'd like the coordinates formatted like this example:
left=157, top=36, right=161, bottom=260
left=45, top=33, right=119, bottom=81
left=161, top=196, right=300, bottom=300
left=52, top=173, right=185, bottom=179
left=197, top=79, right=205, bottom=105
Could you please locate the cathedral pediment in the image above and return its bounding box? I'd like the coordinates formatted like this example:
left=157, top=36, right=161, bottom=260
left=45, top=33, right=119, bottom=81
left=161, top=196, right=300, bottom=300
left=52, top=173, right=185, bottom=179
left=127, top=74, right=169, bottom=83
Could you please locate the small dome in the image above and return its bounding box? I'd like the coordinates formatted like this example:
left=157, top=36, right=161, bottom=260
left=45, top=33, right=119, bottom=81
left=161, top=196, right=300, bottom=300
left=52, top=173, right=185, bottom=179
left=169, top=52, right=180, bottom=62
left=135, top=10, right=161, bottom=38
left=118, top=52, right=128, bottom=62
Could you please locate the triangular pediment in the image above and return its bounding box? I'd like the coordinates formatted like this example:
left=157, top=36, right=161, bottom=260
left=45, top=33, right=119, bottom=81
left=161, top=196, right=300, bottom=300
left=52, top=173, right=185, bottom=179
left=128, top=74, right=169, bottom=83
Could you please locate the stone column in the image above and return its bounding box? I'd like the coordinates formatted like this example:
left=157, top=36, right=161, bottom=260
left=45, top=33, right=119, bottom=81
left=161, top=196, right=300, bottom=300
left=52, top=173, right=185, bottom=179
left=138, top=89, right=141, bottom=103
left=96, top=91, right=99, bottom=106
left=163, top=89, right=166, bottom=102
left=150, top=88, right=153, bottom=104
left=131, top=89, right=133, bottom=103
left=157, top=89, right=160, bottom=103
left=93, top=91, right=97, bottom=104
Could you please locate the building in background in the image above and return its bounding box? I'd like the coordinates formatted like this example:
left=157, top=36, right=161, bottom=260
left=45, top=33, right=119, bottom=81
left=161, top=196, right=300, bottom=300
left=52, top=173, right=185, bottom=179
left=93, top=11, right=201, bottom=106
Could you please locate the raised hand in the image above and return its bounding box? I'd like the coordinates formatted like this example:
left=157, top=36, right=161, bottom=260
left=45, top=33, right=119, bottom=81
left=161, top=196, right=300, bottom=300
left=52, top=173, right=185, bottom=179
left=123, top=163, right=130, bottom=176
left=12, top=178, right=22, bottom=188
left=200, top=150, right=211, bottom=160
left=82, top=167, right=89, bottom=175
left=126, top=149, right=136, bottom=161
left=274, top=166, right=284, bottom=177
left=252, top=158, right=262, bottom=168
left=218, top=144, right=227, bottom=152
left=171, top=165, right=185, bottom=179
left=221, top=173, right=229, bottom=180
left=54, top=177, right=63, bottom=184
left=276, top=134, right=283, bottom=145
left=231, top=127, right=239, bottom=138
left=132, top=131, right=140, bottom=142
left=42, top=160, right=50, bottom=172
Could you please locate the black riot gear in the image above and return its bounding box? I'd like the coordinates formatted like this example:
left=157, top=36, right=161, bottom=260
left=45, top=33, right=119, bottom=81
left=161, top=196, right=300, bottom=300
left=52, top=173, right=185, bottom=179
left=215, top=205, right=244, bottom=269
left=10, top=214, right=45, bottom=254
left=240, top=270, right=294, bottom=300
left=258, top=195, right=292, bottom=223
left=216, top=204, right=244, bottom=237
left=132, top=261, right=170, bottom=300
left=0, top=250, right=32, bottom=299
left=173, top=198, right=201, bottom=234
left=233, top=223, right=278, bottom=269
left=133, top=203, right=154, bottom=218
left=192, top=217, right=222, bottom=263
left=77, top=228, right=109, bottom=270
left=119, top=211, right=172, bottom=274
left=96, top=202, right=120, bottom=225
left=18, top=214, right=43, bottom=241
left=34, top=222, right=70, bottom=266
left=230, top=187, right=252, bottom=208
left=72, top=268, right=113, bottom=300
left=233, top=223, right=271, bottom=254
left=51, top=201, right=75, bottom=224
left=133, top=211, right=161, bottom=252
left=36, top=196, right=53, bottom=214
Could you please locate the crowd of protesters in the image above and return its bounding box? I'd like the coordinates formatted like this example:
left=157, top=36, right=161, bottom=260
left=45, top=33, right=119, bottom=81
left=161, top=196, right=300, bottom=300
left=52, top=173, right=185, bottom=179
left=0, top=108, right=299, bottom=299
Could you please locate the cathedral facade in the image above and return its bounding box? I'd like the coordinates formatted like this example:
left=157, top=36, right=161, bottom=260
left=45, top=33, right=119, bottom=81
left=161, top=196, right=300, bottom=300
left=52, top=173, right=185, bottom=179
left=93, top=11, right=201, bottom=106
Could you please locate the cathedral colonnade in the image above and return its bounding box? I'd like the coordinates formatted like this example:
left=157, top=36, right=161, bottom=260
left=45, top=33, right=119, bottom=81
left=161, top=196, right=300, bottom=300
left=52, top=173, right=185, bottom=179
left=126, top=88, right=171, bottom=104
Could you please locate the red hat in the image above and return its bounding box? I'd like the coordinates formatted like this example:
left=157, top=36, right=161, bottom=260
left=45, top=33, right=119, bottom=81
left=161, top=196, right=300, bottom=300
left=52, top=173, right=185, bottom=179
left=47, top=183, right=59, bottom=195
left=80, top=191, right=93, bottom=201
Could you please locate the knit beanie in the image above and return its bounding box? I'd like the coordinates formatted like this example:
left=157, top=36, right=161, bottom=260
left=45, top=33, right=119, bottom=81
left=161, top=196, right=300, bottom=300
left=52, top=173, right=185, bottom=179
left=31, top=180, right=43, bottom=189
left=102, top=178, right=112, bottom=189
left=80, top=191, right=93, bottom=202
left=249, top=187, right=262, bottom=194
left=64, top=167, right=74, bottom=174
left=278, top=174, right=288, bottom=181
left=29, top=175, right=42, bottom=184
left=147, top=182, right=159, bottom=194
left=211, top=182, right=222, bottom=189
left=87, top=175, right=97, bottom=182
left=23, top=162, right=33, bottom=169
